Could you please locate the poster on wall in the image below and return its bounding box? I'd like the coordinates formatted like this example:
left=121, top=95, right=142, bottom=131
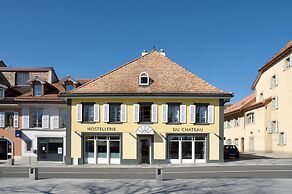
left=58, top=147, right=63, bottom=154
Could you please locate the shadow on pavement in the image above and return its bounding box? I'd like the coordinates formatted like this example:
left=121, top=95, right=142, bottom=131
left=224, top=153, right=274, bottom=162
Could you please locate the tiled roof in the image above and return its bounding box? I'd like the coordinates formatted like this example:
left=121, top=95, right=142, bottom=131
left=65, top=51, right=232, bottom=97
left=224, top=93, right=256, bottom=115
left=252, top=40, right=292, bottom=89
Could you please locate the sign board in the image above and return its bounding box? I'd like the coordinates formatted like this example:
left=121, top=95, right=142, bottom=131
left=15, top=130, right=21, bottom=138
left=58, top=147, right=63, bottom=154
left=173, top=127, right=204, bottom=132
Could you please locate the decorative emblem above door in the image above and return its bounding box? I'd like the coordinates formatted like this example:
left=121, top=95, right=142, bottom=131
left=136, top=125, right=154, bottom=135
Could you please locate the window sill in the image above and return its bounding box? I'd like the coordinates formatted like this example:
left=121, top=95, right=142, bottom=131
left=139, top=122, right=153, bottom=125
left=81, top=121, right=96, bottom=124
left=108, top=122, right=123, bottom=124
left=166, top=123, right=181, bottom=125
left=194, top=123, right=209, bottom=125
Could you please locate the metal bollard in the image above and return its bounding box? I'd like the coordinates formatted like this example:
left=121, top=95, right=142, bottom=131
left=28, top=168, right=38, bottom=180
left=156, top=168, right=163, bottom=181
left=9, top=159, right=15, bottom=166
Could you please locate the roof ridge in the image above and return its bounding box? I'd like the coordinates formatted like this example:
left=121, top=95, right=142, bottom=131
left=69, top=50, right=155, bottom=93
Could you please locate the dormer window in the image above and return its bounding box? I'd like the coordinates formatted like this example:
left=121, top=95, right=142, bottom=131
left=139, top=72, right=150, bottom=86
left=0, top=88, right=5, bottom=98
left=65, top=82, right=75, bottom=91
left=33, top=82, right=42, bottom=96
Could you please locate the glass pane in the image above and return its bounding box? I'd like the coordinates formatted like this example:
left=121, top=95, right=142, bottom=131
left=140, top=104, right=151, bottom=122
left=168, top=105, right=180, bottom=123
left=169, top=141, right=179, bottom=159
left=182, top=141, right=192, bottom=159
left=65, top=84, right=74, bottom=91
left=195, top=136, right=205, bottom=141
left=195, top=142, right=205, bottom=159
left=196, top=105, right=207, bottom=123
left=85, top=140, right=94, bottom=158
left=16, top=72, right=29, bottom=85
left=83, top=105, right=94, bottom=122
left=109, top=104, right=121, bottom=122
left=5, top=112, right=14, bottom=128
left=110, top=141, right=120, bottom=158
left=109, top=136, right=120, bottom=140
left=97, top=140, right=107, bottom=158
left=34, top=84, right=42, bottom=96
left=182, top=136, right=193, bottom=141
left=97, top=136, right=107, bottom=140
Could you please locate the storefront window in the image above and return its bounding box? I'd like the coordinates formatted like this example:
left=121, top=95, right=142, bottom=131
left=195, top=137, right=206, bottom=159
left=169, top=141, right=179, bottom=159
left=85, top=138, right=94, bottom=158
left=97, top=140, right=107, bottom=158
left=110, top=141, right=120, bottom=158
left=196, top=105, right=208, bottom=124
left=182, top=138, right=192, bottom=159
left=168, top=104, right=180, bottom=123
left=83, top=104, right=94, bottom=122
left=109, top=104, right=121, bottom=123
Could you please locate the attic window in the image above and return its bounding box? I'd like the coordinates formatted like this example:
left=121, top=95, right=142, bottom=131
left=65, top=82, right=74, bottom=91
left=0, top=88, right=5, bottom=98
left=139, top=72, right=149, bottom=86
left=33, top=82, right=42, bottom=97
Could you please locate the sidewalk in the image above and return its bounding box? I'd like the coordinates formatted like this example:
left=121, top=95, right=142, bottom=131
left=0, top=178, right=292, bottom=194
left=1, top=153, right=292, bottom=168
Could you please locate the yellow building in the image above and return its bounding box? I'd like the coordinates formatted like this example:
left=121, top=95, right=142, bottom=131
left=224, top=41, right=292, bottom=154
left=61, top=50, right=232, bottom=165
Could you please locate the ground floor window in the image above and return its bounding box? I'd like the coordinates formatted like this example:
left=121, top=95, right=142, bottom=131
left=84, top=134, right=121, bottom=164
left=168, top=135, right=206, bottom=163
left=37, top=138, right=63, bottom=161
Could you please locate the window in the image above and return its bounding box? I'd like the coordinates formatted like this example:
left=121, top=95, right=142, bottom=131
left=59, top=109, right=67, bottom=128
left=0, top=88, right=5, bottom=98
left=272, top=97, right=279, bottom=110
left=109, top=103, right=121, bottom=123
left=33, top=82, right=42, bottom=96
left=31, top=109, right=43, bottom=128
left=234, top=138, right=239, bottom=147
left=16, top=72, right=29, bottom=86
left=196, top=104, right=208, bottom=124
left=83, top=104, right=94, bottom=122
left=284, top=57, right=291, bottom=70
left=278, top=132, right=286, bottom=145
left=139, top=72, right=149, bottom=86
left=259, top=93, right=264, bottom=101
left=272, top=120, right=278, bottom=133
left=270, top=75, right=278, bottom=89
left=5, top=112, right=14, bottom=128
left=168, top=104, right=180, bottom=124
left=234, top=118, right=240, bottom=127
left=65, top=83, right=74, bottom=91
left=140, top=103, right=151, bottom=123
left=246, top=113, right=255, bottom=124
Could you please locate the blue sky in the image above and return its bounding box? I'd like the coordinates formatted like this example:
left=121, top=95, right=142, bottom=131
left=0, top=0, right=292, bottom=102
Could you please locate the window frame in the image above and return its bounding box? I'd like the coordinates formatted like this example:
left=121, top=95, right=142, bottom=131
left=82, top=103, right=95, bottom=123
left=246, top=112, right=255, bottom=125
left=0, top=88, right=5, bottom=98
left=167, top=103, right=181, bottom=124
left=139, top=72, right=150, bottom=86
left=65, top=81, right=75, bottom=91
left=15, top=72, right=29, bottom=86
left=109, top=103, right=122, bottom=124
left=33, top=81, right=43, bottom=96
left=195, top=103, right=209, bottom=125
left=139, top=102, right=152, bottom=124
left=30, top=108, right=43, bottom=128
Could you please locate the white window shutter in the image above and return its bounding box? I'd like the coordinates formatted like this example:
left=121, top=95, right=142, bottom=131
left=0, top=112, right=5, bottom=128
left=103, top=104, right=109, bottom=123
left=267, top=122, right=272, bottom=134
left=237, top=118, right=240, bottom=126
left=53, top=109, right=59, bottom=129
left=93, top=104, right=100, bottom=122
left=179, top=105, right=186, bottom=123
left=133, top=104, right=140, bottom=123
left=42, top=109, right=50, bottom=129
left=275, top=74, right=278, bottom=86
left=76, top=104, right=82, bottom=122
left=275, top=121, right=279, bottom=133
left=275, top=97, right=279, bottom=110
left=208, top=105, right=215, bottom=124
left=233, top=119, right=236, bottom=127
left=120, top=104, right=127, bottom=123
left=22, top=107, right=29, bottom=128
left=190, top=105, right=196, bottom=124
left=161, top=104, right=168, bottom=123
left=277, top=134, right=280, bottom=145
left=13, top=112, right=19, bottom=128
left=151, top=104, right=158, bottom=123
left=283, top=132, right=286, bottom=145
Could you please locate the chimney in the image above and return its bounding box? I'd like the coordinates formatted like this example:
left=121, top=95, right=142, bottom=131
left=159, top=48, right=166, bottom=57
left=142, top=50, right=148, bottom=56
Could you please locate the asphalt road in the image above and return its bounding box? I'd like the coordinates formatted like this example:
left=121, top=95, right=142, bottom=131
left=1, top=165, right=292, bottom=179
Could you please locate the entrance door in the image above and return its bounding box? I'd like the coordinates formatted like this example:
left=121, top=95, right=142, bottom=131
left=0, top=140, right=8, bottom=160
left=241, top=138, right=244, bottom=152
left=249, top=137, right=254, bottom=152
left=140, top=139, right=150, bottom=164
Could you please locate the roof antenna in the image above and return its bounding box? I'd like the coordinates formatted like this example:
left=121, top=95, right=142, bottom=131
left=153, top=46, right=156, bottom=51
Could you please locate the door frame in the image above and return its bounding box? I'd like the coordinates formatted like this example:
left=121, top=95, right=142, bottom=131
left=0, top=138, right=13, bottom=160
left=137, top=135, right=153, bottom=164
